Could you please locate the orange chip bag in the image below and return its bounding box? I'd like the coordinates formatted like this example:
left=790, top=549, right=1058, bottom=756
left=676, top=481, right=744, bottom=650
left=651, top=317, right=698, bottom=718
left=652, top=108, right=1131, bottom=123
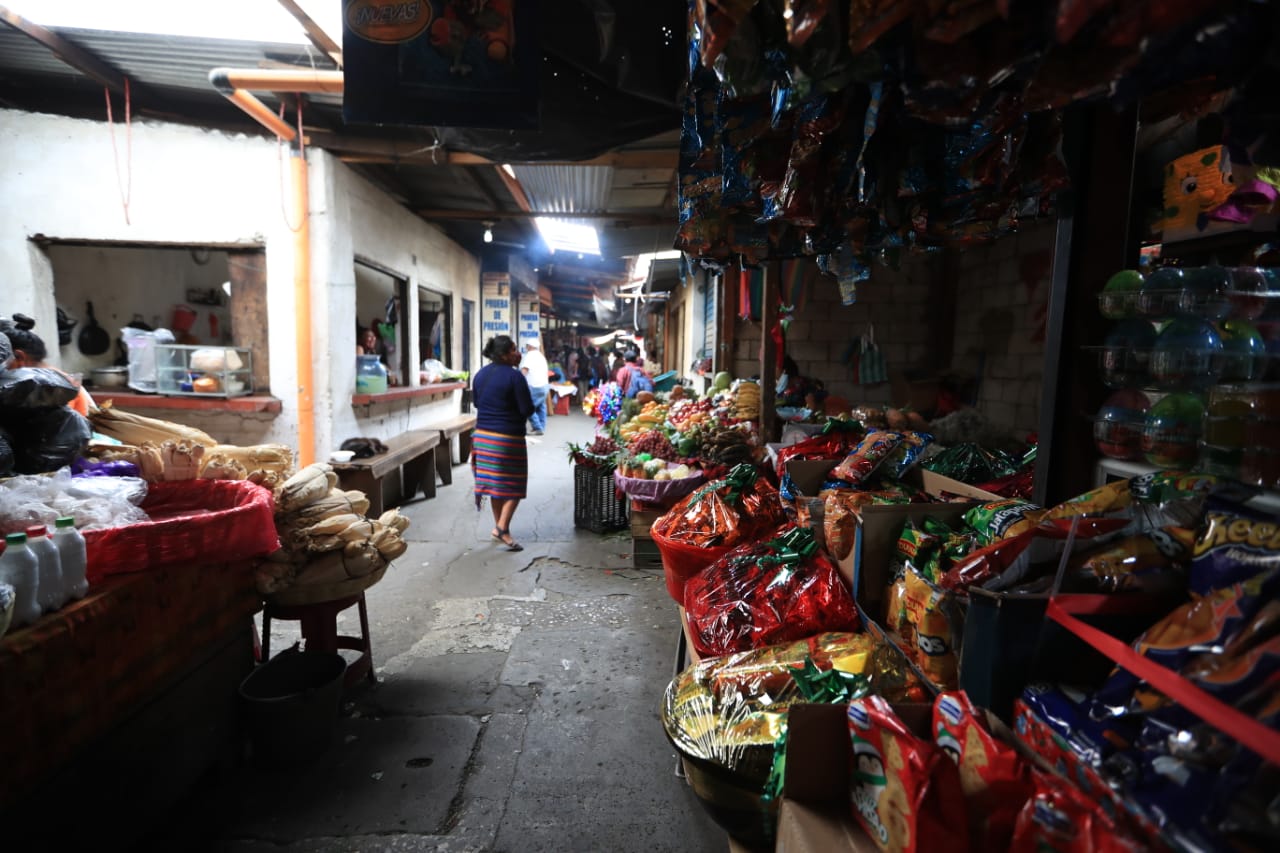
left=902, top=565, right=961, bottom=689
left=848, top=695, right=970, bottom=853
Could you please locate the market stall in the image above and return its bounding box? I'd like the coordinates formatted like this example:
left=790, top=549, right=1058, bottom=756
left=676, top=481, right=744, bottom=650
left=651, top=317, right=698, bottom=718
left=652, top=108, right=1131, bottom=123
left=0, top=355, right=413, bottom=833
left=616, top=3, right=1280, bottom=851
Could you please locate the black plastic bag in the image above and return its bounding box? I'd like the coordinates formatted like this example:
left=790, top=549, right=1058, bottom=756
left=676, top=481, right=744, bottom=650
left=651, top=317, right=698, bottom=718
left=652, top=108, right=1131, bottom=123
left=6, top=406, right=92, bottom=475
left=0, top=367, right=77, bottom=408
left=0, top=424, right=13, bottom=477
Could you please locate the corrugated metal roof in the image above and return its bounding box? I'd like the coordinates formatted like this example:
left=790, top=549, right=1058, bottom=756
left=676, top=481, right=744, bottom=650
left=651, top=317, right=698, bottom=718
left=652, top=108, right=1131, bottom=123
left=511, top=164, right=615, bottom=214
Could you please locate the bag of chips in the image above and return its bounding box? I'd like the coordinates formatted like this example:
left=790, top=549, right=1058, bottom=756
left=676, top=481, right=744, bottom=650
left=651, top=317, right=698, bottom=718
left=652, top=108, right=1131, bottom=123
left=685, top=525, right=860, bottom=657
left=964, top=499, right=1046, bottom=545
left=847, top=695, right=971, bottom=853
left=1190, top=499, right=1280, bottom=595
left=933, top=691, right=1033, bottom=851
left=883, top=431, right=935, bottom=480
left=1066, top=527, right=1195, bottom=593
left=901, top=564, right=963, bottom=689
left=1009, top=770, right=1149, bottom=853
left=831, top=430, right=906, bottom=486
left=896, top=518, right=942, bottom=581
left=824, top=487, right=912, bottom=561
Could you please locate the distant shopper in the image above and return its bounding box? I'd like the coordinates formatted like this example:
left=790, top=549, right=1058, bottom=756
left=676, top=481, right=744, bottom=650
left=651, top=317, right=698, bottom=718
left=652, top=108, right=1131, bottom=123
left=471, top=335, right=534, bottom=552
left=519, top=341, right=550, bottom=436
left=1, top=315, right=94, bottom=416
left=620, top=351, right=654, bottom=399
left=574, top=347, right=591, bottom=401
left=588, top=346, right=609, bottom=389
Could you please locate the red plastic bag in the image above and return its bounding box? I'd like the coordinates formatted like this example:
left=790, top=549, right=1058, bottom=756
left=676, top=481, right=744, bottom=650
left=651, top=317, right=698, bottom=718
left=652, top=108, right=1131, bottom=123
left=84, top=479, right=279, bottom=583
left=684, top=524, right=859, bottom=657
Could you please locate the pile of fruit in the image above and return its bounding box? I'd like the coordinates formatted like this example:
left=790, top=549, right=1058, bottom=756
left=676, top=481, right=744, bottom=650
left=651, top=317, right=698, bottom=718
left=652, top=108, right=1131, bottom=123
left=627, top=429, right=677, bottom=461
left=567, top=435, right=621, bottom=471
left=668, top=398, right=714, bottom=431
left=617, top=457, right=698, bottom=481
left=698, top=421, right=757, bottom=467
left=732, top=381, right=761, bottom=420
left=618, top=401, right=670, bottom=441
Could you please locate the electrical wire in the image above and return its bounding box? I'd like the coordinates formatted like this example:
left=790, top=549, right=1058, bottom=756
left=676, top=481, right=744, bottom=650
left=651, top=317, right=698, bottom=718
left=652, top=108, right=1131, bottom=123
left=104, top=79, right=132, bottom=225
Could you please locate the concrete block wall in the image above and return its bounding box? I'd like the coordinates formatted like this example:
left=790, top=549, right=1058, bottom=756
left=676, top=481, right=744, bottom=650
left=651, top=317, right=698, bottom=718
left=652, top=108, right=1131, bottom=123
left=951, top=220, right=1055, bottom=435
left=732, top=252, right=938, bottom=408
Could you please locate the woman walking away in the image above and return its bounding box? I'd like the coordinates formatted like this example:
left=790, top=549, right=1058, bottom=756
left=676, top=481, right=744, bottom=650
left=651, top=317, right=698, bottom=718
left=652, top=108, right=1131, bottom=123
left=471, top=335, right=534, bottom=551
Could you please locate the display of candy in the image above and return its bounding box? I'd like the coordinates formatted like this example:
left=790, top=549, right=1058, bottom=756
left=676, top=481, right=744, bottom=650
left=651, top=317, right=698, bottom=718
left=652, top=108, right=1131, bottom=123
left=1141, top=392, right=1204, bottom=468
left=1150, top=317, right=1222, bottom=390
left=1100, top=319, right=1156, bottom=388
left=1098, top=269, right=1144, bottom=320
left=1179, top=265, right=1233, bottom=321
left=1093, top=389, right=1152, bottom=460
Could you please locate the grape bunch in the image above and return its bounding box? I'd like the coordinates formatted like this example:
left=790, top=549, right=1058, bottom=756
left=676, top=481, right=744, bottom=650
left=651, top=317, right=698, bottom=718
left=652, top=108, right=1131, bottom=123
left=627, top=431, right=676, bottom=460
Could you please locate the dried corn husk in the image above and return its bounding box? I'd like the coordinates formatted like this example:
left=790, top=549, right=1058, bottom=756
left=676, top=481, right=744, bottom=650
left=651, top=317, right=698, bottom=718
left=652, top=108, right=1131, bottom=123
left=159, top=440, right=205, bottom=481
left=201, top=444, right=295, bottom=480
left=90, top=402, right=217, bottom=447
left=276, top=463, right=332, bottom=513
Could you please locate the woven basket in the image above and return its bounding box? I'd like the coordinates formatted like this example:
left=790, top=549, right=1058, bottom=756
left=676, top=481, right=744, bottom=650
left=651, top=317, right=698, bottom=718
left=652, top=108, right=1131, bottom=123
left=573, top=464, right=629, bottom=533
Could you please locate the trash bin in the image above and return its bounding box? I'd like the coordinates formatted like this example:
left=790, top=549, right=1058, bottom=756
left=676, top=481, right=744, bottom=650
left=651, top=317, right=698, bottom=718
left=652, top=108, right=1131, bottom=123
left=239, top=648, right=347, bottom=766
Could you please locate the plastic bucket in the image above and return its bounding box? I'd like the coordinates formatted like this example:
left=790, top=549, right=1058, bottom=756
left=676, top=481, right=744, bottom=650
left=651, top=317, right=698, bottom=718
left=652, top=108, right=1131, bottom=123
left=239, top=649, right=347, bottom=766
left=653, top=370, right=678, bottom=392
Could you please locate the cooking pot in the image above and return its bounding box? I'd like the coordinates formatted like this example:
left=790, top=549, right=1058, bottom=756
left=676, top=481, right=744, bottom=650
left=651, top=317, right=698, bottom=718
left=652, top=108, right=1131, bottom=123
left=90, top=366, right=129, bottom=389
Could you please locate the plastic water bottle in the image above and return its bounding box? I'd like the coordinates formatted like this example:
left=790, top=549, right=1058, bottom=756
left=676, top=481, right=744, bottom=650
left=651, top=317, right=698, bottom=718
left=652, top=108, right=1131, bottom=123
left=54, top=517, right=88, bottom=601
left=0, top=532, right=41, bottom=628
left=26, top=524, right=64, bottom=612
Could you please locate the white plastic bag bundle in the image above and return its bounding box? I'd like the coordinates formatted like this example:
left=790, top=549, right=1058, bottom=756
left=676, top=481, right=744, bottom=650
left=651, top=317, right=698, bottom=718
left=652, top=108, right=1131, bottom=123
left=122, top=327, right=175, bottom=393
left=0, top=469, right=149, bottom=534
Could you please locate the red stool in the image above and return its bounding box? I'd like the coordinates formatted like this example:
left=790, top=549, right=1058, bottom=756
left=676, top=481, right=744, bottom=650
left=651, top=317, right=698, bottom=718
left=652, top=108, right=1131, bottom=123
left=262, top=592, right=376, bottom=688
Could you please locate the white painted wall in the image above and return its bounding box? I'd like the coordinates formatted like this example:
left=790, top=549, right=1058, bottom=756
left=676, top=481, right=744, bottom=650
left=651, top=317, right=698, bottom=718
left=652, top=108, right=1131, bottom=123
left=1, top=109, right=480, bottom=456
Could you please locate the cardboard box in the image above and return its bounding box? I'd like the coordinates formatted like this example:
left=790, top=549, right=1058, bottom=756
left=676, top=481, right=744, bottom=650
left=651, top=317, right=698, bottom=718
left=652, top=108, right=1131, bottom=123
left=782, top=459, right=841, bottom=550
left=915, top=469, right=1002, bottom=502
left=844, top=502, right=974, bottom=616
left=775, top=703, right=934, bottom=853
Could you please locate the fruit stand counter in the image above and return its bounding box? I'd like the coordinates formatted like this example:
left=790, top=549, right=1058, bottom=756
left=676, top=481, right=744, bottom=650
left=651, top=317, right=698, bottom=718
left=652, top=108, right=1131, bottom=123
left=0, top=558, right=259, bottom=812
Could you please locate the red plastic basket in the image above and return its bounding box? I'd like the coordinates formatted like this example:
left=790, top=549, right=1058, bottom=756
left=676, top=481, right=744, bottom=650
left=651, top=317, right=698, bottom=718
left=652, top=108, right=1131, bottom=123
left=84, top=479, right=279, bottom=583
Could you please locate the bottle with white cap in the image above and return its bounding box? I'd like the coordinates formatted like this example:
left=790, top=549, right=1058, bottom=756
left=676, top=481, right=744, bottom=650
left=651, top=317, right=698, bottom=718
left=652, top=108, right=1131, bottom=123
left=0, top=532, right=41, bottom=628
left=54, top=517, right=88, bottom=601
left=26, top=524, right=64, bottom=612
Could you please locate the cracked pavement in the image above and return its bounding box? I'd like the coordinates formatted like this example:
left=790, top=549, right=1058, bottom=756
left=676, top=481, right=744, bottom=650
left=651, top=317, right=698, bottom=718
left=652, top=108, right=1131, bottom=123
left=138, top=413, right=726, bottom=853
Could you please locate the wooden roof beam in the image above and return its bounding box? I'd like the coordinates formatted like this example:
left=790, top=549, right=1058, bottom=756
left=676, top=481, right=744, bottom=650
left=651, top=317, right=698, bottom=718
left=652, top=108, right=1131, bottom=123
left=0, top=4, right=134, bottom=94
left=415, top=208, right=669, bottom=226
left=309, top=130, right=675, bottom=169
left=276, top=0, right=343, bottom=67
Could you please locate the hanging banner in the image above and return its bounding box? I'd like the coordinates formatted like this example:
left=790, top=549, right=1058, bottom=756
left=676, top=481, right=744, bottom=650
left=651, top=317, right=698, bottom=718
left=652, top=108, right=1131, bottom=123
left=516, top=295, right=540, bottom=347
left=342, top=0, right=539, bottom=129
left=481, top=273, right=511, bottom=339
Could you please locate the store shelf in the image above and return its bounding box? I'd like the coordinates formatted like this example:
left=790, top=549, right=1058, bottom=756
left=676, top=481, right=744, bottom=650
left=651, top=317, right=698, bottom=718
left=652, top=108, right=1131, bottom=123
left=92, top=392, right=282, bottom=414
left=1094, top=457, right=1280, bottom=515
left=350, top=382, right=465, bottom=406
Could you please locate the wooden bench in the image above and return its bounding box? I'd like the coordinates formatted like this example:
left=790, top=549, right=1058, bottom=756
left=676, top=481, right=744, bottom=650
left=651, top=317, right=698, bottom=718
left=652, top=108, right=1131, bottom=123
left=430, top=413, right=478, bottom=486
left=330, top=429, right=441, bottom=516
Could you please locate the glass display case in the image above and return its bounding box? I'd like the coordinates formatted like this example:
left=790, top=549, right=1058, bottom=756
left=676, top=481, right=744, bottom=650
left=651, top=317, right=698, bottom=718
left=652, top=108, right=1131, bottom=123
left=154, top=344, right=253, bottom=398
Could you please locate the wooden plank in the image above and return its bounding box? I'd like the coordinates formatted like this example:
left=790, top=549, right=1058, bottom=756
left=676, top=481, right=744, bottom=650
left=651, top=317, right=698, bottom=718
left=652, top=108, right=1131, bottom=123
left=0, top=5, right=131, bottom=94
left=227, top=248, right=271, bottom=393
left=275, top=0, right=343, bottom=66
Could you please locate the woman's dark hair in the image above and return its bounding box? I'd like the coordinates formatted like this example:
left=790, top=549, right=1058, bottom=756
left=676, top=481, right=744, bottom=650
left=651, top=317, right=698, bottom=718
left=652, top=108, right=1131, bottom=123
left=482, top=334, right=518, bottom=361
left=2, top=314, right=47, bottom=362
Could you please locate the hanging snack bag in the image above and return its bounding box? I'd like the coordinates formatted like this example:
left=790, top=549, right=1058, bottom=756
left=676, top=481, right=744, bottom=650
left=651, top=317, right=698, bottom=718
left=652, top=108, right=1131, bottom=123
left=847, top=695, right=970, bottom=853
left=933, top=691, right=1033, bottom=851
left=964, top=499, right=1046, bottom=545
left=901, top=564, right=962, bottom=689
left=1189, top=498, right=1280, bottom=595
left=1042, top=479, right=1132, bottom=520
left=831, top=430, right=906, bottom=486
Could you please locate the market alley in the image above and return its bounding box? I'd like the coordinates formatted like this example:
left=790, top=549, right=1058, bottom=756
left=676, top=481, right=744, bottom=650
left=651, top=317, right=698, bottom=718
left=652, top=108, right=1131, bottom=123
left=141, top=409, right=726, bottom=853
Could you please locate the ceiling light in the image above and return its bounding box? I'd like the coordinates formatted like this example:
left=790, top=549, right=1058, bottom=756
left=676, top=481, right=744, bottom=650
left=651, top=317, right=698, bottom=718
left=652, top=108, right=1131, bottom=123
left=501, top=164, right=516, bottom=178
left=483, top=221, right=494, bottom=244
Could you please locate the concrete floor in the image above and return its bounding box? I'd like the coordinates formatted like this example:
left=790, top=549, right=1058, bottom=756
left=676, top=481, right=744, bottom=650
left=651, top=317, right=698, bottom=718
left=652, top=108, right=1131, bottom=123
left=144, top=410, right=728, bottom=853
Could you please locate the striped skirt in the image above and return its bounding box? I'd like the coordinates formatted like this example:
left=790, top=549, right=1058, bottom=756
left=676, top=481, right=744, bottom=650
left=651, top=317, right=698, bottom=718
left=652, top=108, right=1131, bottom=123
left=472, top=428, right=528, bottom=507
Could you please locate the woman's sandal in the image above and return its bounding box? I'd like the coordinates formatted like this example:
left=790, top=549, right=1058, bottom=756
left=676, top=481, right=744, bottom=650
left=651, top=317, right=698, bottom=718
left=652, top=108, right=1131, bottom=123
left=493, top=528, right=523, bottom=551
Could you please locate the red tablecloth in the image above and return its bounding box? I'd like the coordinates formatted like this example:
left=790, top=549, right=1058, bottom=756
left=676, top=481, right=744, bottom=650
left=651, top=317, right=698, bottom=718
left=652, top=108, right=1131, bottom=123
left=0, top=560, right=259, bottom=803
